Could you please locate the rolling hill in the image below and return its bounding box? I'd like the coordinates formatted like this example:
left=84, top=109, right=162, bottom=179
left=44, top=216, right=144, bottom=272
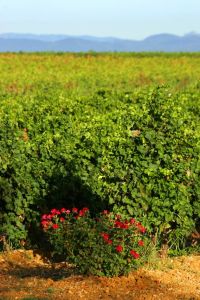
left=0, top=32, right=200, bottom=52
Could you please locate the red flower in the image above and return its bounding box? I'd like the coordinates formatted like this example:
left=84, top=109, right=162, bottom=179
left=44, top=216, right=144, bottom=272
left=77, top=207, right=89, bottom=216
left=41, top=220, right=49, bottom=228
left=121, top=223, right=129, bottom=229
left=136, top=222, right=146, bottom=234
left=129, top=218, right=135, bottom=225
left=82, top=207, right=89, bottom=212
left=102, top=210, right=109, bottom=215
left=79, top=210, right=84, bottom=217
left=60, top=217, right=65, bottom=222
left=116, top=245, right=123, bottom=252
left=138, top=240, right=144, bottom=247
left=107, top=239, right=112, bottom=245
left=72, top=207, right=78, bottom=213
left=60, top=208, right=71, bottom=214
left=52, top=224, right=59, bottom=229
left=46, top=214, right=53, bottom=220
left=51, top=209, right=60, bottom=215
left=101, top=232, right=110, bottom=241
left=139, top=226, right=146, bottom=234
left=114, top=221, right=129, bottom=229
left=114, top=220, right=122, bottom=228
left=130, top=250, right=140, bottom=259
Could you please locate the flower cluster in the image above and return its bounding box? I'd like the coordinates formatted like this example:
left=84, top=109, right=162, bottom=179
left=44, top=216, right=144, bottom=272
left=41, top=207, right=149, bottom=277
left=41, top=207, right=89, bottom=230
left=98, top=213, right=147, bottom=261
left=100, top=232, right=112, bottom=244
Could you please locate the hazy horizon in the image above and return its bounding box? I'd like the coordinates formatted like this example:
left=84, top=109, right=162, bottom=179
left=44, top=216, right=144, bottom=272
left=0, top=31, right=199, bottom=42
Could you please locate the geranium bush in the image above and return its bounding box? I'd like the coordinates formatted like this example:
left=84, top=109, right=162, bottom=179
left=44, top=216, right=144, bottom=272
left=41, top=207, right=150, bottom=277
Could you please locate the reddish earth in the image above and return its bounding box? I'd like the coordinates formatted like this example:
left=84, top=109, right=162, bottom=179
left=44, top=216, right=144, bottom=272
left=0, top=250, right=199, bottom=300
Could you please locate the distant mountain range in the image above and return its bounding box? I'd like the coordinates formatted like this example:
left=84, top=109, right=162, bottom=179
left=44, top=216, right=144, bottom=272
left=0, top=32, right=200, bottom=52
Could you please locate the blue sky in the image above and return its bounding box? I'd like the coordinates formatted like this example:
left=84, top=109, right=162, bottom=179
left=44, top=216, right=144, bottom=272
left=0, top=0, right=199, bottom=39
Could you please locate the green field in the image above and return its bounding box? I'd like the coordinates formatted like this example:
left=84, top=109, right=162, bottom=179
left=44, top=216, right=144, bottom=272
left=1, top=53, right=200, bottom=95
left=0, top=53, right=200, bottom=251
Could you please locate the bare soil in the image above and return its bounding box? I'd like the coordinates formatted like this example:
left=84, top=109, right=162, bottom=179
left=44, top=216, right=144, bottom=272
left=0, top=250, right=199, bottom=300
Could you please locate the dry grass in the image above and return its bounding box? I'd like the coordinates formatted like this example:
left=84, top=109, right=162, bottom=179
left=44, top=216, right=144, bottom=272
left=0, top=249, right=199, bottom=300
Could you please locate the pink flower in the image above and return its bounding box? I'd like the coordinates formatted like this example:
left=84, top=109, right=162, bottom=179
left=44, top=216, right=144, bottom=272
left=41, top=214, right=47, bottom=220
left=102, top=210, right=109, bottom=215
left=66, top=210, right=71, bottom=214
left=130, top=250, right=140, bottom=259
left=116, top=245, right=123, bottom=253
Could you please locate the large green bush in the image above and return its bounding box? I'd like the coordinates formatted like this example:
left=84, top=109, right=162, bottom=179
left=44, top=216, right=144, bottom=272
left=0, top=86, right=199, bottom=248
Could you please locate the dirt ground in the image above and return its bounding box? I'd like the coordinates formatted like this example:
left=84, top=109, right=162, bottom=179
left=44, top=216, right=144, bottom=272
left=0, top=250, right=199, bottom=300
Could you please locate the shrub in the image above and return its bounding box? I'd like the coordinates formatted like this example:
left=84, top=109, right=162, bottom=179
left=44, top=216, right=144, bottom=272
left=0, top=85, right=199, bottom=249
left=41, top=208, right=150, bottom=277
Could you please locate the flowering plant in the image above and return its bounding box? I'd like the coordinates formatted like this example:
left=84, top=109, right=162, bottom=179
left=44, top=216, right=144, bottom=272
left=41, top=208, right=150, bottom=277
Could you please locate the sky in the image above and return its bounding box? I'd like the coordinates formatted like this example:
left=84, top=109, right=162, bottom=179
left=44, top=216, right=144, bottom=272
left=0, top=0, right=199, bottom=40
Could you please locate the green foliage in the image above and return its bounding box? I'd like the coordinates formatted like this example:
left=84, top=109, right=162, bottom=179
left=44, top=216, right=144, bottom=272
left=103, top=87, right=200, bottom=242
left=0, top=54, right=199, bottom=250
left=41, top=208, right=150, bottom=277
